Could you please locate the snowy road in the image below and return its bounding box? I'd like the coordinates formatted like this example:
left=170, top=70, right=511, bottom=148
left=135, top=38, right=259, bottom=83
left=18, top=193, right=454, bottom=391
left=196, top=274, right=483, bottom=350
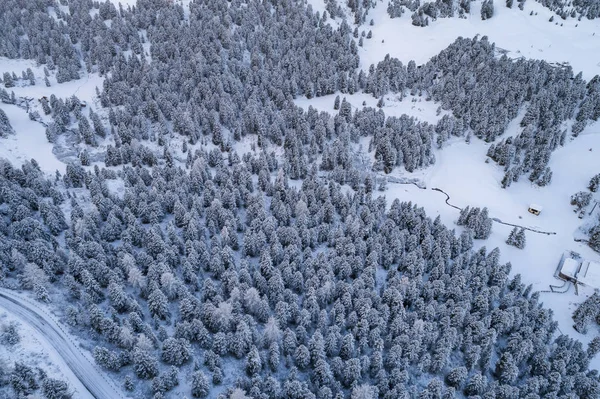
left=0, top=288, right=125, bottom=399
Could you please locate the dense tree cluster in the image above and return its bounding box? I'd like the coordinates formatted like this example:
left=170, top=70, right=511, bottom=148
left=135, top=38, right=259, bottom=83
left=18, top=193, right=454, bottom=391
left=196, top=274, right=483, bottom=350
left=456, top=205, right=493, bottom=239
left=0, top=158, right=67, bottom=300
left=3, top=146, right=598, bottom=397
left=506, top=227, right=526, bottom=249
left=535, top=0, right=600, bottom=19
left=481, top=0, right=496, bottom=19
left=0, top=108, right=14, bottom=137
left=573, top=76, right=600, bottom=135
left=571, top=191, right=593, bottom=211
left=1, top=0, right=600, bottom=397
left=0, top=0, right=81, bottom=83
left=588, top=173, right=600, bottom=192
left=573, top=293, right=600, bottom=334
left=569, top=174, right=600, bottom=252
left=418, top=36, right=584, bottom=186
left=0, top=321, right=20, bottom=346
left=0, top=357, right=72, bottom=399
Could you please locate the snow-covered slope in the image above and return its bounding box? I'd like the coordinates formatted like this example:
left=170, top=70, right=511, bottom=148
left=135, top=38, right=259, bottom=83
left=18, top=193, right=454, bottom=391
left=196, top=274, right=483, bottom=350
left=0, top=57, right=104, bottom=106
left=0, top=103, right=65, bottom=174
left=358, top=0, right=600, bottom=79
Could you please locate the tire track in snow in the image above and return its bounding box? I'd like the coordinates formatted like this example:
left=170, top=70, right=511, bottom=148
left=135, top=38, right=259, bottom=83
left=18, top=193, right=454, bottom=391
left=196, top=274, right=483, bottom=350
left=382, top=177, right=557, bottom=235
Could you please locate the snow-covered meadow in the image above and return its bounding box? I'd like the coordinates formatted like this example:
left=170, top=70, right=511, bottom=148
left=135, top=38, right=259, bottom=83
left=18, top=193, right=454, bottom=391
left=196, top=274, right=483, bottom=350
left=356, top=0, right=600, bottom=80
left=0, top=57, right=104, bottom=106
left=0, top=102, right=65, bottom=174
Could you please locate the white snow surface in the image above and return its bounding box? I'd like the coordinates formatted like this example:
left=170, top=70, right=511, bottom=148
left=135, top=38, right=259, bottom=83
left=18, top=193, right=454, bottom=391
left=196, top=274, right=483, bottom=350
left=357, top=0, right=600, bottom=80
left=0, top=57, right=104, bottom=106
left=562, top=257, right=580, bottom=279
left=579, top=260, right=600, bottom=289
left=307, top=0, right=327, bottom=15
left=294, top=92, right=448, bottom=122
left=0, top=102, right=65, bottom=174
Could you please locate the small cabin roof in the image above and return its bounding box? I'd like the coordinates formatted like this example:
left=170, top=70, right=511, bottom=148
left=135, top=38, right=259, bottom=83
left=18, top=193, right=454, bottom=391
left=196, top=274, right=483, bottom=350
left=529, top=204, right=543, bottom=211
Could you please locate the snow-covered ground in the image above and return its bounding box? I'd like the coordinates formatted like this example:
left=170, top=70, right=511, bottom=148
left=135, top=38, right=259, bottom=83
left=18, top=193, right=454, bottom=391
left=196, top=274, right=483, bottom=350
left=295, top=91, right=449, bottom=122
left=355, top=0, right=600, bottom=80
left=0, top=102, right=65, bottom=174
left=0, top=56, right=110, bottom=175
left=0, top=288, right=126, bottom=399
left=0, top=57, right=104, bottom=106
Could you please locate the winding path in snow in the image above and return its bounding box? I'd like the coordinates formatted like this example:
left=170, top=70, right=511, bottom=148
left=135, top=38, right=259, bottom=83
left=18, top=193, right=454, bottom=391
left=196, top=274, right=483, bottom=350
left=383, top=177, right=558, bottom=235
left=0, top=288, right=125, bottom=399
left=489, top=217, right=557, bottom=236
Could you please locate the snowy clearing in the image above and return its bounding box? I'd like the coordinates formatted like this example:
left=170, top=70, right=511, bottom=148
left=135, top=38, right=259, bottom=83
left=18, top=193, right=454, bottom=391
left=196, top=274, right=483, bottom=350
left=0, top=57, right=104, bottom=106
left=0, top=102, right=65, bottom=174
left=294, top=91, right=449, bottom=122
left=359, top=0, right=600, bottom=79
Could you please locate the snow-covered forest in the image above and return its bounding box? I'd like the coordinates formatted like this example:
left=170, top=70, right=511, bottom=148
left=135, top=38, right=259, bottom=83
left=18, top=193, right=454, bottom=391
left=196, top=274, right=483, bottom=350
left=0, top=0, right=600, bottom=397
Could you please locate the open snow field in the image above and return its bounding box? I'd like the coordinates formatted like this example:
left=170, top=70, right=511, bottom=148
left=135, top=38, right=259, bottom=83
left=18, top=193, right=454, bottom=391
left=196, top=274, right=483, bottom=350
left=0, top=102, right=65, bottom=174
left=295, top=91, right=450, bottom=122
left=310, top=0, right=600, bottom=80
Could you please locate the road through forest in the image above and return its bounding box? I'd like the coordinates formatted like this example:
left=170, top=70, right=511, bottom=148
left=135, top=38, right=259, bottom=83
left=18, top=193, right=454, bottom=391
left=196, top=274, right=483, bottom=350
left=0, top=288, right=125, bottom=399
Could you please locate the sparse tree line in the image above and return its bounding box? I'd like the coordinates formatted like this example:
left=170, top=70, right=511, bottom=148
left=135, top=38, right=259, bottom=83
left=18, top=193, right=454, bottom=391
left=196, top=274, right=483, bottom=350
left=385, top=0, right=600, bottom=26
